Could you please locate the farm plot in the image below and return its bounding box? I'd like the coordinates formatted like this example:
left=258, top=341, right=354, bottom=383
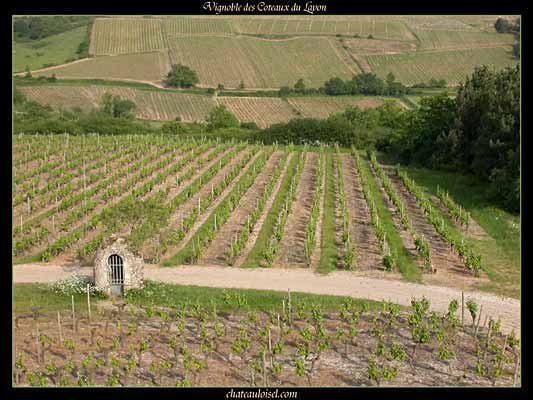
left=13, top=135, right=494, bottom=293
left=231, top=16, right=413, bottom=40
left=216, top=97, right=296, bottom=128
left=19, top=86, right=215, bottom=122
left=275, top=152, right=320, bottom=268
left=12, top=289, right=521, bottom=387
left=91, top=18, right=166, bottom=56
left=288, top=96, right=390, bottom=119
left=413, top=29, right=516, bottom=50
left=163, top=16, right=234, bottom=35
left=168, top=35, right=353, bottom=88
left=366, top=47, right=517, bottom=85
left=33, top=52, right=170, bottom=83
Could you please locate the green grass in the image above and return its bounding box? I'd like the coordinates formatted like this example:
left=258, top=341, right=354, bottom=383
left=13, top=26, right=88, bottom=73
left=358, top=153, right=421, bottom=282
left=13, top=281, right=386, bottom=315
left=123, top=281, right=385, bottom=313
left=388, top=164, right=520, bottom=298
left=13, top=283, right=101, bottom=315
left=317, top=153, right=338, bottom=273
left=241, top=151, right=301, bottom=268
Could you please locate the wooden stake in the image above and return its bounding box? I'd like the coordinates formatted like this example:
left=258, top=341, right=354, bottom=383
left=57, top=311, right=63, bottom=343
left=474, top=305, right=483, bottom=336
left=461, top=292, right=464, bottom=328
left=71, top=295, right=76, bottom=332
left=87, top=284, right=91, bottom=321
left=513, top=353, right=520, bottom=386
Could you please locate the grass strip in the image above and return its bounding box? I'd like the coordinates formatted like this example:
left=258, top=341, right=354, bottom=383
left=241, top=151, right=301, bottom=268
left=317, top=152, right=338, bottom=273
left=358, top=153, right=421, bottom=282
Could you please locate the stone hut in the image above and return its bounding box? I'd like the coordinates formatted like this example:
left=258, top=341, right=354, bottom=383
left=94, top=236, right=144, bottom=296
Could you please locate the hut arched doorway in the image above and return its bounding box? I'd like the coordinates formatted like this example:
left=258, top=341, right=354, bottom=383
left=107, top=254, right=124, bottom=296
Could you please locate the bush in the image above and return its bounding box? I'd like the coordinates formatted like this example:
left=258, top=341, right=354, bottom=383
left=164, top=64, right=199, bottom=88
left=46, top=275, right=102, bottom=296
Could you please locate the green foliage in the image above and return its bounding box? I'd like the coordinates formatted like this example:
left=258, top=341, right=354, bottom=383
left=164, top=64, right=199, bottom=88
left=99, top=92, right=137, bottom=119
left=13, top=16, right=91, bottom=41
left=206, top=105, right=239, bottom=132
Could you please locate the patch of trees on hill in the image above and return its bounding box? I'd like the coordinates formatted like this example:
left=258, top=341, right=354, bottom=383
left=494, top=17, right=520, bottom=60
left=389, top=65, right=519, bottom=211
left=13, top=16, right=91, bottom=41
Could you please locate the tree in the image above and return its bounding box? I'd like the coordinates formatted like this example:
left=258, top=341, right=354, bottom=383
left=279, top=86, right=291, bottom=98
left=385, top=73, right=396, bottom=87
left=324, top=77, right=348, bottom=95
left=99, top=92, right=136, bottom=119
left=112, top=97, right=136, bottom=118
left=294, top=79, right=306, bottom=93
left=206, top=105, right=239, bottom=132
left=494, top=18, right=515, bottom=33
left=217, top=83, right=225, bottom=90
left=164, top=64, right=199, bottom=88
left=238, top=81, right=245, bottom=90
left=24, top=65, right=32, bottom=78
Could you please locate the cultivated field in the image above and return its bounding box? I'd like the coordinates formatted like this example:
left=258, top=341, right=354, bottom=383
left=90, top=18, right=166, bottom=56
left=21, top=86, right=404, bottom=126
left=33, top=52, right=170, bottom=83
left=12, top=285, right=521, bottom=387
left=366, top=47, right=517, bottom=85
left=287, top=96, right=395, bottom=119
left=19, top=86, right=214, bottom=122
left=168, top=35, right=355, bottom=88
left=13, top=135, right=498, bottom=295
left=215, top=97, right=297, bottom=128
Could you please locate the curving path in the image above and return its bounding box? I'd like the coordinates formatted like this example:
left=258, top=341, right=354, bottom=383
left=13, top=263, right=520, bottom=334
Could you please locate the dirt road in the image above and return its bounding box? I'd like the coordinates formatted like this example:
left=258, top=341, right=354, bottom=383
left=13, top=263, right=520, bottom=334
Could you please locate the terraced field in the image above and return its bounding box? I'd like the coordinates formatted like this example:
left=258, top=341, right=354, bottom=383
left=168, top=35, right=354, bottom=88
left=366, top=46, right=518, bottom=85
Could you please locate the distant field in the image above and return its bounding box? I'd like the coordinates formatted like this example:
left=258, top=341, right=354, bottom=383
left=216, top=97, right=296, bottom=128
left=33, top=52, right=170, bottom=82
left=367, top=46, right=517, bottom=85
left=12, top=26, right=87, bottom=72
left=168, top=35, right=354, bottom=88
left=19, top=85, right=214, bottom=122
left=231, top=16, right=413, bottom=40
left=413, top=29, right=516, bottom=50
left=288, top=96, right=394, bottom=118
left=20, top=84, right=402, bottom=126
left=90, top=18, right=166, bottom=55
left=164, top=16, right=234, bottom=35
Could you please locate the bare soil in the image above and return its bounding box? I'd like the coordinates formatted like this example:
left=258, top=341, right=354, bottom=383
left=276, top=153, right=318, bottom=268
left=12, top=303, right=520, bottom=387
left=200, top=151, right=284, bottom=265
left=341, top=154, right=382, bottom=271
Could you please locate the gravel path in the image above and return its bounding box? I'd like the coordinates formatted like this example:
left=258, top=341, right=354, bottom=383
left=14, top=263, right=520, bottom=334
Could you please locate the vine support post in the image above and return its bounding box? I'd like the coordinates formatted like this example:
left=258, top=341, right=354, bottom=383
left=71, top=295, right=76, bottom=332
left=87, top=284, right=92, bottom=321
left=461, top=291, right=464, bottom=328
left=57, top=311, right=63, bottom=343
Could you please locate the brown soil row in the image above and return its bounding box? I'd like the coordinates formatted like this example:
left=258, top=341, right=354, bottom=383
left=384, top=168, right=491, bottom=289
left=367, top=160, right=422, bottom=271
left=201, top=151, right=285, bottom=265
left=162, top=149, right=264, bottom=260
left=233, top=152, right=295, bottom=268
left=341, top=154, right=383, bottom=271
left=275, top=152, right=318, bottom=268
